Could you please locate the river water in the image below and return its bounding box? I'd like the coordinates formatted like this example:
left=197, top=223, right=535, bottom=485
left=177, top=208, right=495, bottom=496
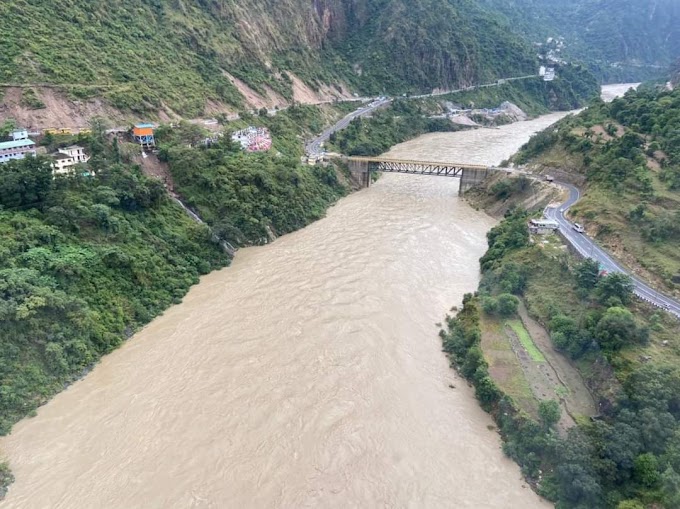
left=0, top=89, right=626, bottom=508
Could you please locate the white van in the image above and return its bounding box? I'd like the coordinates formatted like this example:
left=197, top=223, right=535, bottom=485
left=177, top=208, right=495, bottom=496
left=573, top=223, right=585, bottom=233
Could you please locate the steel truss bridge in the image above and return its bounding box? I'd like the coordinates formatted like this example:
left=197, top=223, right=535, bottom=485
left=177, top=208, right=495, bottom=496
left=347, top=157, right=496, bottom=193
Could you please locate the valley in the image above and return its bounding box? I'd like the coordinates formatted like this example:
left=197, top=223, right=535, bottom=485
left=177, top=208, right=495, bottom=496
left=1, top=0, right=679, bottom=507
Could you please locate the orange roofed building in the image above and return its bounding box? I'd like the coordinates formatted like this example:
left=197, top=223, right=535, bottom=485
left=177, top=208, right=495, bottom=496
left=132, top=123, right=155, bottom=150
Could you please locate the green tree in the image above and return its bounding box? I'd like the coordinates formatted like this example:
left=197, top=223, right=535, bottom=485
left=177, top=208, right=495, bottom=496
left=0, top=156, right=54, bottom=209
left=596, top=273, right=634, bottom=306
left=633, top=453, right=660, bottom=488
left=538, top=400, right=561, bottom=429
left=661, top=466, right=680, bottom=509
left=554, top=429, right=603, bottom=507
left=575, top=258, right=600, bottom=290
left=0, top=119, right=17, bottom=138
left=496, top=294, right=519, bottom=317
left=595, top=307, right=646, bottom=351
left=481, top=296, right=498, bottom=315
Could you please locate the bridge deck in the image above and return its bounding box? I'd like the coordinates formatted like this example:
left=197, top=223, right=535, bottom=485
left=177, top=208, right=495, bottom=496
left=346, top=156, right=496, bottom=192
left=348, top=156, right=489, bottom=171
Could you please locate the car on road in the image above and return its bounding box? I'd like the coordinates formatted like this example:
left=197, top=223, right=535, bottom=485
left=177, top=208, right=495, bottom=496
left=573, top=223, right=585, bottom=233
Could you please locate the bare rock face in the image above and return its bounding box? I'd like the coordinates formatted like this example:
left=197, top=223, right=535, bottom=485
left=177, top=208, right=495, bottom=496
left=671, top=58, right=680, bottom=88
left=499, top=102, right=528, bottom=122
left=0, top=0, right=541, bottom=120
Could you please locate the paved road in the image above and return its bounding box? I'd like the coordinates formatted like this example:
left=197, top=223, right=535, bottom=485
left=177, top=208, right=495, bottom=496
left=304, top=74, right=541, bottom=157
left=545, top=182, right=680, bottom=318
left=305, top=98, right=392, bottom=156
left=409, top=74, right=539, bottom=99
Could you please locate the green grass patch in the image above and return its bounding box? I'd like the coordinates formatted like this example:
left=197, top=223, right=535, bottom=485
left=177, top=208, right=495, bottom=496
left=507, top=319, right=546, bottom=362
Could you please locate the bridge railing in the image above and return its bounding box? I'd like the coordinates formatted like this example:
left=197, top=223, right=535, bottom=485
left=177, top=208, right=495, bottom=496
left=347, top=156, right=489, bottom=171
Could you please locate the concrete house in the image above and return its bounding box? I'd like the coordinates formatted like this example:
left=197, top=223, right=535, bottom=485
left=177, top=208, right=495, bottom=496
left=0, top=138, right=37, bottom=164
left=51, top=145, right=90, bottom=174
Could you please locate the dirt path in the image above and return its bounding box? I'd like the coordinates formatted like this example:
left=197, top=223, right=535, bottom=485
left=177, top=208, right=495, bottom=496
left=483, top=302, right=597, bottom=434
left=517, top=303, right=597, bottom=422
left=134, top=153, right=176, bottom=193
left=503, top=321, right=576, bottom=432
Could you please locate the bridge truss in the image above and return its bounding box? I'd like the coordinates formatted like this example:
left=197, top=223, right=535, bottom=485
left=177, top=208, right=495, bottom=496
left=347, top=157, right=493, bottom=193
left=349, top=157, right=488, bottom=177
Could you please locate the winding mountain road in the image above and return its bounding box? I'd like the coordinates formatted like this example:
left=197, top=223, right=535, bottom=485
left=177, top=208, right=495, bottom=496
left=302, top=80, right=680, bottom=318
left=305, top=97, right=392, bottom=156
left=305, top=74, right=541, bottom=157
left=545, top=182, right=680, bottom=318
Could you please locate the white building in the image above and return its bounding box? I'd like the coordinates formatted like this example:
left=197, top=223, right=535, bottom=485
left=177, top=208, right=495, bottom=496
left=529, top=218, right=559, bottom=235
left=231, top=127, right=272, bottom=152
left=11, top=129, right=29, bottom=141
left=0, top=139, right=37, bottom=164
left=60, top=145, right=89, bottom=163
left=51, top=145, right=90, bottom=174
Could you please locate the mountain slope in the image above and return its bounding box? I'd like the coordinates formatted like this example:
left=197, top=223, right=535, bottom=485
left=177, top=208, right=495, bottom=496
left=0, top=0, right=540, bottom=118
left=514, top=86, right=680, bottom=294
left=330, top=0, right=537, bottom=93
left=481, top=0, right=680, bottom=82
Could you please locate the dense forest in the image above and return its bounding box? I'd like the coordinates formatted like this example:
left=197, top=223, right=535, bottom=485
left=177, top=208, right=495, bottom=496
left=443, top=211, right=680, bottom=508
left=481, top=0, right=680, bottom=82
left=514, top=86, right=680, bottom=295
left=0, top=0, right=542, bottom=116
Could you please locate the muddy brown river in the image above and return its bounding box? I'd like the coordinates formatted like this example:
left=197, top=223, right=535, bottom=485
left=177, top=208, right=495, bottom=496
left=0, top=87, right=629, bottom=508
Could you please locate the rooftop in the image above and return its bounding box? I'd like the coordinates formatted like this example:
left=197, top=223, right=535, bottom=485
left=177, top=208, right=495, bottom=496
left=52, top=153, right=73, bottom=160
left=530, top=219, right=559, bottom=227
left=0, top=139, right=36, bottom=150
left=62, top=145, right=85, bottom=150
left=134, top=123, right=154, bottom=129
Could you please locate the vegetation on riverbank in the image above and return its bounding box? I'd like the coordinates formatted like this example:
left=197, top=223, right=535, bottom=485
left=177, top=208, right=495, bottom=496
left=443, top=210, right=680, bottom=508
left=513, top=86, right=680, bottom=295
left=158, top=106, right=349, bottom=246
left=0, top=150, right=230, bottom=441
left=0, top=109, right=348, bottom=461
left=328, top=68, right=598, bottom=157
left=326, top=100, right=461, bottom=156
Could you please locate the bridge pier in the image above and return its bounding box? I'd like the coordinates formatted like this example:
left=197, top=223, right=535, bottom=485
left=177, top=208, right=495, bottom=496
left=459, top=167, right=490, bottom=195
left=345, top=157, right=494, bottom=192
left=348, top=158, right=371, bottom=188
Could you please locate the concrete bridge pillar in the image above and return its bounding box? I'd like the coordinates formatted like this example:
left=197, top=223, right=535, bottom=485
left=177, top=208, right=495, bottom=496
left=459, top=167, right=490, bottom=195
left=348, top=159, right=371, bottom=188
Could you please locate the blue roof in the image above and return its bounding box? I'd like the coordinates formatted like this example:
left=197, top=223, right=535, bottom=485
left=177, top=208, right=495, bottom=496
left=0, top=139, right=35, bottom=150
left=135, top=123, right=154, bottom=128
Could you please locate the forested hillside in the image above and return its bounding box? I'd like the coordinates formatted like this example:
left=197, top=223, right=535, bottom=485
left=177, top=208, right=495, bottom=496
left=481, top=0, right=680, bottom=82
left=0, top=0, right=540, bottom=117
left=0, top=113, right=347, bottom=449
left=331, top=0, right=537, bottom=93
left=514, top=86, right=680, bottom=296
left=156, top=106, right=348, bottom=246
left=444, top=211, right=680, bottom=508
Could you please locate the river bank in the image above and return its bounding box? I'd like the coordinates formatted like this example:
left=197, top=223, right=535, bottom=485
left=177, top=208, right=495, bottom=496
left=0, top=112, right=576, bottom=507
left=436, top=83, right=680, bottom=508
